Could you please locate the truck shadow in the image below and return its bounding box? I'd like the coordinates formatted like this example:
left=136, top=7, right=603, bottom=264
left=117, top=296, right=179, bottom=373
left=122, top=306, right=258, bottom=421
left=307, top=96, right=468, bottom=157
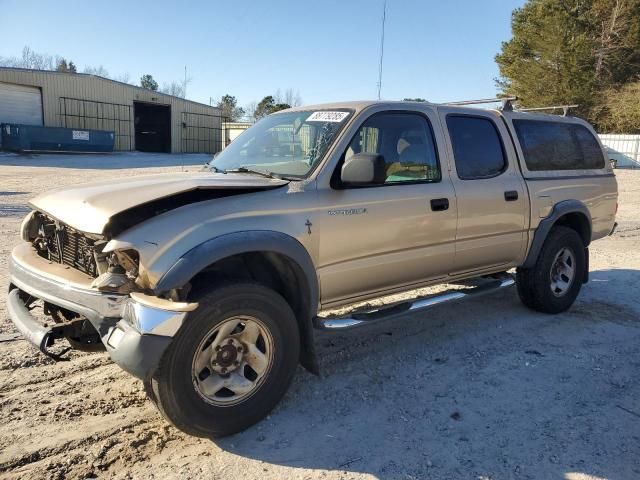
left=213, top=268, right=640, bottom=479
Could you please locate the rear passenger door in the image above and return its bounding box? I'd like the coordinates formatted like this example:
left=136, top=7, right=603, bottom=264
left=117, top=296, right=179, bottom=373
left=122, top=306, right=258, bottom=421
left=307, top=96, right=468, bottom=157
left=437, top=108, right=528, bottom=273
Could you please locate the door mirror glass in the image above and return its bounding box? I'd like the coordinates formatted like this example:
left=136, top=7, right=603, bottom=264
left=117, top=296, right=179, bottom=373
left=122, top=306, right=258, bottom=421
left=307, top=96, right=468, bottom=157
left=341, top=153, right=386, bottom=186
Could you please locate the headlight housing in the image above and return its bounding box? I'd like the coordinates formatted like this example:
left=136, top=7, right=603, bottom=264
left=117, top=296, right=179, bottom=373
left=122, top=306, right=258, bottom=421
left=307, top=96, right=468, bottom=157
left=20, top=210, right=37, bottom=242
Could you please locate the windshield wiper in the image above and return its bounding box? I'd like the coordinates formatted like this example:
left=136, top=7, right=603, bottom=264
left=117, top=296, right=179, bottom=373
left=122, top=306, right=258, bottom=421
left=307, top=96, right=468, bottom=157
left=224, top=166, right=279, bottom=179
left=210, top=166, right=297, bottom=181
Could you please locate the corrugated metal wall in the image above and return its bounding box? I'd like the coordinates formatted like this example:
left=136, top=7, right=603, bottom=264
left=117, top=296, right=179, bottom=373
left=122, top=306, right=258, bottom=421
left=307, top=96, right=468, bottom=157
left=0, top=68, right=223, bottom=153
left=599, top=134, right=640, bottom=168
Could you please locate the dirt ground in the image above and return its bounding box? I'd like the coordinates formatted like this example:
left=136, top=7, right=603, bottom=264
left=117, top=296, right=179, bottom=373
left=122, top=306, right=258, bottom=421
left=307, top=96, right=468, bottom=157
left=0, top=154, right=639, bottom=480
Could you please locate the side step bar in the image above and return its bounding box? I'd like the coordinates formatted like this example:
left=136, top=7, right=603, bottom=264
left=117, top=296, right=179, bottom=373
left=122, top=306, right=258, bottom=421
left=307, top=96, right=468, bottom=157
left=313, top=275, right=515, bottom=330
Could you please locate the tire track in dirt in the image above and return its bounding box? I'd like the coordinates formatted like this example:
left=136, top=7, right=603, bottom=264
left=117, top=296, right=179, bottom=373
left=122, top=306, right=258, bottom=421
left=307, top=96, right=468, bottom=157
left=1, top=416, right=185, bottom=480
left=0, top=347, right=176, bottom=479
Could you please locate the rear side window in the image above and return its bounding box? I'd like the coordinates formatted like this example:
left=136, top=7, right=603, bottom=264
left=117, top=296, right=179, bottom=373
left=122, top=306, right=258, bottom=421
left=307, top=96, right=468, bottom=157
left=446, top=115, right=507, bottom=180
left=513, top=120, right=605, bottom=171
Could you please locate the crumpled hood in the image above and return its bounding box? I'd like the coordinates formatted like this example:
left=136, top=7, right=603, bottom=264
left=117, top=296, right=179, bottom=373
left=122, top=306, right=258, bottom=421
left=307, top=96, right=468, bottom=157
left=30, top=171, right=289, bottom=234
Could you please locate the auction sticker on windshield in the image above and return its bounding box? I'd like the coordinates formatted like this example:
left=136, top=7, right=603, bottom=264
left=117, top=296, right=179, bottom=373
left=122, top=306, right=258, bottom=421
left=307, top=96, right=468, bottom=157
left=307, top=111, right=349, bottom=123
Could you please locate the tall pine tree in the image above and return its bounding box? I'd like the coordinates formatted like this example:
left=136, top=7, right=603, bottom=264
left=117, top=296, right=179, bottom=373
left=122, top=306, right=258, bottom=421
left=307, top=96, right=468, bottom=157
left=496, top=0, right=640, bottom=128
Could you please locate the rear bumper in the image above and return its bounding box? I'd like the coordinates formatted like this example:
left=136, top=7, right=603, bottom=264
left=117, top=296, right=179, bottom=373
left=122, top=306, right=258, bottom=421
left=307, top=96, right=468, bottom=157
left=7, top=243, right=183, bottom=379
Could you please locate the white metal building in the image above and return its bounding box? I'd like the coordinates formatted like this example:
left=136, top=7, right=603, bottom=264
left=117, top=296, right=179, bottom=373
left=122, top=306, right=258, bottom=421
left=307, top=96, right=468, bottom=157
left=0, top=67, right=224, bottom=154
left=222, top=121, right=252, bottom=147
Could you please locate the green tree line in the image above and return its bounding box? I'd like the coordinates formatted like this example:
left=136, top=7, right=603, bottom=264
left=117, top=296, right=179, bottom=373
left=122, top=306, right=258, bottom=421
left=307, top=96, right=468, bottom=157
left=496, top=0, right=640, bottom=133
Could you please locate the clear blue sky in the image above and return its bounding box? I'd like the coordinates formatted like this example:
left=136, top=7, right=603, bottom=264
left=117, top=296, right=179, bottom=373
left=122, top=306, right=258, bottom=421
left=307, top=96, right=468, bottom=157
left=0, top=0, right=525, bottom=108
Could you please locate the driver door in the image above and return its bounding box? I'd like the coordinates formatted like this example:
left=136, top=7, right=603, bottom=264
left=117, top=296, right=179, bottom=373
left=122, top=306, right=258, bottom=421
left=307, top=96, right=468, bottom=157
left=315, top=110, right=457, bottom=306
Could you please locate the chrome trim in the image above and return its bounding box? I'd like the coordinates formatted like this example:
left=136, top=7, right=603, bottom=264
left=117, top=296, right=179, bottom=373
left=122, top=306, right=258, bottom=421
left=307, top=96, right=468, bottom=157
left=123, top=301, right=188, bottom=336
left=319, top=317, right=366, bottom=329
left=129, top=291, right=198, bottom=312
left=409, top=291, right=467, bottom=310
left=10, top=245, right=192, bottom=337
left=10, top=252, right=126, bottom=321
left=315, top=276, right=515, bottom=330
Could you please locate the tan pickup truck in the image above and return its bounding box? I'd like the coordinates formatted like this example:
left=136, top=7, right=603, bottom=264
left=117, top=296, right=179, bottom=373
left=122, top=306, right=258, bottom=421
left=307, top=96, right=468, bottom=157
left=7, top=100, right=618, bottom=437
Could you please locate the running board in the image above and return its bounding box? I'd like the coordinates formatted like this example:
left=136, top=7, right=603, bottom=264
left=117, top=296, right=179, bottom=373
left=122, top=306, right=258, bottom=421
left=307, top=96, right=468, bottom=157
left=313, top=275, right=515, bottom=330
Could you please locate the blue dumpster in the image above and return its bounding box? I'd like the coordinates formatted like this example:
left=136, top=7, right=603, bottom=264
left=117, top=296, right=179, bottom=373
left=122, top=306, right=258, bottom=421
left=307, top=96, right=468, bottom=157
left=1, top=123, right=115, bottom=153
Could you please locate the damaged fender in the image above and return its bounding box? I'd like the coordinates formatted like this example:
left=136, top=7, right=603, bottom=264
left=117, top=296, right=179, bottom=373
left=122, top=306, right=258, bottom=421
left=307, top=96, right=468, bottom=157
left=155, top=230, right=321, bottom=373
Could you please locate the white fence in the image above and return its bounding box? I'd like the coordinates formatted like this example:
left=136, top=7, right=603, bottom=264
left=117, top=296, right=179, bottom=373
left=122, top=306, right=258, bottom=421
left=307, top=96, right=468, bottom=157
left=598, top=134, right=640, bottom=168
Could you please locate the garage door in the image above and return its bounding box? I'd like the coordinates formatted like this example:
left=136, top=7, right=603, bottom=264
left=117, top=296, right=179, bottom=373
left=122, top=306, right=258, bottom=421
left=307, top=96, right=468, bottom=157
left=0, top=82, right=43, bottom=125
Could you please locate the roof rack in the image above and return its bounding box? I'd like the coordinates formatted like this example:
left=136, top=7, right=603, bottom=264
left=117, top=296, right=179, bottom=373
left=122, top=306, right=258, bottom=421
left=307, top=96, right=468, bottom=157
left=441, top=97, right=579, bottom=116
left=441, top=96, right=517, bottom=111
left=517, top=105, right=579, bottom=117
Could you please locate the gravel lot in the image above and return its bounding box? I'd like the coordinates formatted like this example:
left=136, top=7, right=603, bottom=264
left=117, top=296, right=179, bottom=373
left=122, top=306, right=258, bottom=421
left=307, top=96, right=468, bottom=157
left=0, top=154, right=639, bottom=480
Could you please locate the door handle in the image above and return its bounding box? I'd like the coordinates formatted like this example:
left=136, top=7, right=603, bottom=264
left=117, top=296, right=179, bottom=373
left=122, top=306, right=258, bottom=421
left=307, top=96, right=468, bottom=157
left=504, top=190, right=519, bottom=201
left=430, top=198, right=449, bottom=211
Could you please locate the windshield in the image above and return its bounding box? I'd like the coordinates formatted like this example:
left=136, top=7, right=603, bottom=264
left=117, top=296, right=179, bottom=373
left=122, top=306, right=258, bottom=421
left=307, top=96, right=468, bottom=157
left=210, top=110, right=353, bottom=178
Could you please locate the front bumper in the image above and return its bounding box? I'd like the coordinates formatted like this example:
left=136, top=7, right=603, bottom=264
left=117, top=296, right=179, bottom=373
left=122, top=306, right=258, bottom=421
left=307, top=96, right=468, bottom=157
left=7, top=243, right=186, bottom=379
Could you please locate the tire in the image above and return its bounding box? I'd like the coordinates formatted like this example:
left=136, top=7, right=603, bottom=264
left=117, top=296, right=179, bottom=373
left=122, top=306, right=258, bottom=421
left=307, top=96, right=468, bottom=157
left=516, top=226, right=585, bottom=314
left=147, top=282, right=300, bottom=438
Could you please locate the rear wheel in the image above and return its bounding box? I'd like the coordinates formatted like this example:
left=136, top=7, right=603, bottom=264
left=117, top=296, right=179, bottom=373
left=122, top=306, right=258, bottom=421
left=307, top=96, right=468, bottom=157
left=146, top=282, right=300, bottom=437
left=516, top=226, right=585, bottom=314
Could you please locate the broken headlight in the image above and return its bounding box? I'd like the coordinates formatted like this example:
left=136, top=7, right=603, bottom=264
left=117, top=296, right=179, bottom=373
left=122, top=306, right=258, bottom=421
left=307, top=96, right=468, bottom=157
left=92, top=249, right=140, bottom=293
left=20, top=210, right=38, bottom=242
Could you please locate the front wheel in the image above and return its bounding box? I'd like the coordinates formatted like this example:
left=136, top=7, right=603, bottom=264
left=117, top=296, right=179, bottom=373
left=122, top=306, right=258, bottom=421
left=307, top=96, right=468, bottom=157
left=516, top=226, right=585, bottom=314
left=147, top=282, right=300, bottom=437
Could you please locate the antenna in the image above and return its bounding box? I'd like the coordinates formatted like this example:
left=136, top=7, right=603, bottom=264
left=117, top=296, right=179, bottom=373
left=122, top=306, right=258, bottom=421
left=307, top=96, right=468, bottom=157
left=376, top=0, right=387, bottom=100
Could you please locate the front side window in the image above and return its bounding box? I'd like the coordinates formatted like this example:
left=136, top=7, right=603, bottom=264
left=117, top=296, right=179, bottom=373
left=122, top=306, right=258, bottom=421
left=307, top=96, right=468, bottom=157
left=210, top=110, right=353, bottom=178
left=446, top=115, right=507, bottom=180
left=513, top=119, right=605, bottom=171
left=342, top=112, right=440, bottom=184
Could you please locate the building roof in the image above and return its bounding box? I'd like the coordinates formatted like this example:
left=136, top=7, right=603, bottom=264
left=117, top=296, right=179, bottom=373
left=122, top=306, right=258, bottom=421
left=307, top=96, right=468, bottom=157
left=0, top=67, right=218, bottom=111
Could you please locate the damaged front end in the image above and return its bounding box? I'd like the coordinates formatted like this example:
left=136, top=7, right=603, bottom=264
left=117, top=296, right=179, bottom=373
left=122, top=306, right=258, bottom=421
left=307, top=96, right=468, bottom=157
left=9, top=211, right=196, bottom=379
left=26, top=211, right=140, bottom=295
left=8, top=171, right=290, bottom=378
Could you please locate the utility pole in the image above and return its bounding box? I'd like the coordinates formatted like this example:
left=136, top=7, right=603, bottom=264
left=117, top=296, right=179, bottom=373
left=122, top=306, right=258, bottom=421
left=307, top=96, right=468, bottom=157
left=376, top=0, right=387, bottom=100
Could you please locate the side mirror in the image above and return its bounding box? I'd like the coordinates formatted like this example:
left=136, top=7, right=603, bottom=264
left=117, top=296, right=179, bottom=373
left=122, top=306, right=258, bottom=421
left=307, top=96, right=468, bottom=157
left=341, top=153, right=386, bottom=186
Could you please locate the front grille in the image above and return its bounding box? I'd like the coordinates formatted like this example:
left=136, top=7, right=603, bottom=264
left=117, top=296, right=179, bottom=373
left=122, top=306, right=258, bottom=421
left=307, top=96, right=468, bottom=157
left=35, top=214, right=100, bottom=277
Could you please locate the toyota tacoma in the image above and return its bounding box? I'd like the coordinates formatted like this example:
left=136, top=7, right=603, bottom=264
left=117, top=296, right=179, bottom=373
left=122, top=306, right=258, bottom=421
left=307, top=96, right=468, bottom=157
left=7, top=100, right=618, bottom=437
